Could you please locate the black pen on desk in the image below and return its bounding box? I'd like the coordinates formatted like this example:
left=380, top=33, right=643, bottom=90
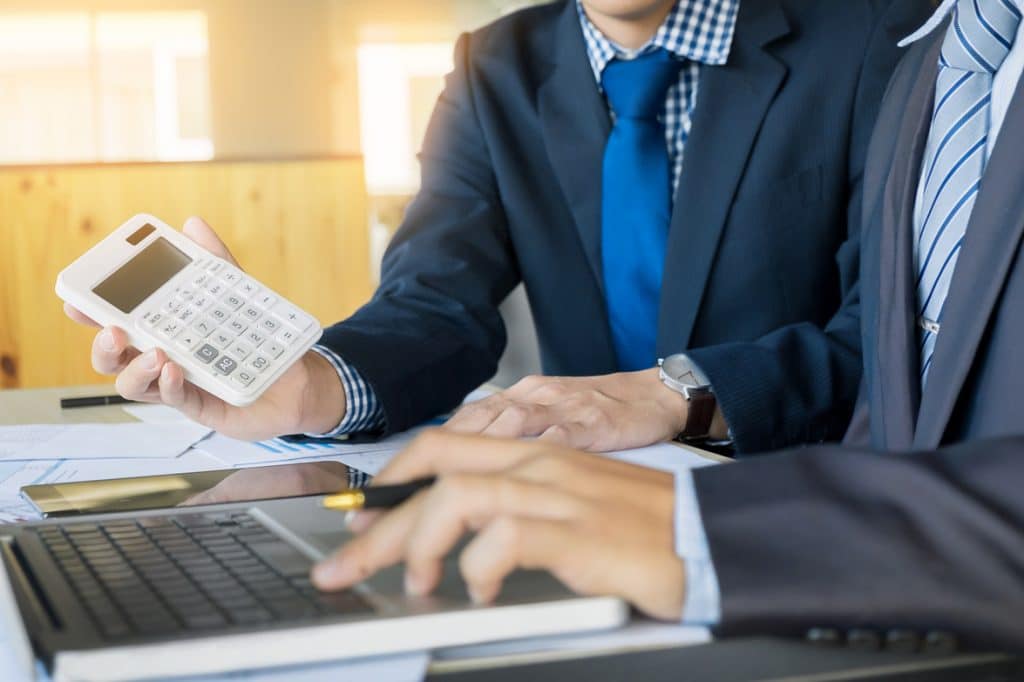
left=321, top=477, right=437, bottom=512
left=60, top=395, right=137, bottom=409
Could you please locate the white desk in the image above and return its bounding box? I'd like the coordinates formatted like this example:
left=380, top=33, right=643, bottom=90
left=0, top=384, right=716, bottom=680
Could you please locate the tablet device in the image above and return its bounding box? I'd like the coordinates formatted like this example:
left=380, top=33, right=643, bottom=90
left=20, top=462, right=367, bottom=518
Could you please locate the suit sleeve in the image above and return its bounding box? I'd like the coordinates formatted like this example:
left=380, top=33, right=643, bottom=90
left=318, top=34, right=520, bottom=435
left=693, top=437, right=1024, bottom=652
left=684, top=0, right=933, bottom=454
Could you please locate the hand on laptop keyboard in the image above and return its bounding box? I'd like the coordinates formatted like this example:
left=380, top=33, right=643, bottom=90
left=312, top=431, right=686, bottom=621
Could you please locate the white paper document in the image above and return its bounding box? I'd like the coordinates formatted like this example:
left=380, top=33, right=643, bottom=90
left=194, top=430, right=425, bottom=475
left=0, top=423, right=211, bottom=461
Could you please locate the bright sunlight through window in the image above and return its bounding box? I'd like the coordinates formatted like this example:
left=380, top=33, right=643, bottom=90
left=0, top=11, right=212, bottom=164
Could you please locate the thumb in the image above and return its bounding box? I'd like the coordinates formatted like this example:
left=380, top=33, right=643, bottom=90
left=182, top=216, right=240, bottom=266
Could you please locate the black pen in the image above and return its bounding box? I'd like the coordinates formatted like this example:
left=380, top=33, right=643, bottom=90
left=60, top=395, right=137, bottom=409
left=321, top=477, right=437, bottom=512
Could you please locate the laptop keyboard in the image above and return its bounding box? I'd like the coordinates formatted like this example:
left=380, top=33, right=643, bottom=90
left=32, top=512, right=371, bottom=640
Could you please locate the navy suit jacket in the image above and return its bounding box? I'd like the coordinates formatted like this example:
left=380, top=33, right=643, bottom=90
left=694, top=25, right=1024, bottom=652
left=320, top=0, right=931, bottom=452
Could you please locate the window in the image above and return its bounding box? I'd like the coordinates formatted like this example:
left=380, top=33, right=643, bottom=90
left=356, top=42, right=453, bottom=195
left=0, top=11, right=212, bottom=164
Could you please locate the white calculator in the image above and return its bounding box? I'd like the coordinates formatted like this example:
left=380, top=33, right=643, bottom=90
left=56, top=214, right=323, bottom=407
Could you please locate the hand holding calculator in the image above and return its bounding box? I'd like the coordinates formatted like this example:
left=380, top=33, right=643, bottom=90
left=57, top=214, right=323, bottom=407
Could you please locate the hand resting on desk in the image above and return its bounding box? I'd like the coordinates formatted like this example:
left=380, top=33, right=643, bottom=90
left=63, top=216, right=348, bottom=441
left=312, top=430, right=687, bottom=621
left=445, top=371, right=727, bottom=451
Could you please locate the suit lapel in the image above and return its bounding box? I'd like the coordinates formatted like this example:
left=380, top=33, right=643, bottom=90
left=871, top=39, right=942, bottom=451
left=914, top=78, right=1024, bottom=449
left=538, top=1, right=611, bottom=291
left=656, top=0, right=790, bottom=355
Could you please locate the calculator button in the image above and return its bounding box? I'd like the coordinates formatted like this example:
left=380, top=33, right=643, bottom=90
left=227, top=342, right=253, bottom=362
left=176, top=331, right=203, bottom=352
left=191, top=272, right=210, bottom=289
left=272, top=303, right=315, bottom=333
left=246, top=355, right=271, bottom=374
left=192, top=318, right=216, bottom=338
left=222, top=292, right=245, bottom=311
left=160, top=320, right=183, bottom=339
left=205, top=281, right=226, bottom=298
left=208, top=306, right=231, bottom=324
left=177, top=288, right=195, bottom=302
left=191, top=294, right=213, bottom=311
left=195, top=344, right=219, bottom=364
left=276, top=329, right=298, bottom=346
left=244, top=329, right=266, bottom=348
left=178, top=307, right=198, bottom=324
left=226, top=317, right=249, bottom=337
left=258, top=316, right=281, bottom=335
left=242, top=306, right=262, bottom=323
left=232, top=370, right=256, bottom=388
left=210, top=330, right=234, bottom=349
left=206, top=260, right=225, bottom=274
left=237, top=279, right=260, bottom=297
left=213, top=356, right=238, bottom=376
left=144, top=311, right=166, bottom=328
left=220, top=268, right=242, bottom=286
left=256, top=293, right=278, bottom=309
left=164, top=300, right=184, bottom=316
left=263, top=341, right=285, bottom=359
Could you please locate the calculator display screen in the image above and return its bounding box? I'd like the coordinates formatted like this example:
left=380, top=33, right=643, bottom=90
left=93, top=237, right=192, bottom=313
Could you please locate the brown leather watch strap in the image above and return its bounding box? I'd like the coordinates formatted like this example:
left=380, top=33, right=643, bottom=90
left=680, top=391, right=716, bottom=440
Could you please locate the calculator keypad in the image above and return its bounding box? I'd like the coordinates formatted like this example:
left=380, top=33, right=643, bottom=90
left=139, top=263, right=318, bottom=395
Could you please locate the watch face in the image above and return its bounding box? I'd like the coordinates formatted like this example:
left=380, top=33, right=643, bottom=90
left=662, top=354, right=710, bottom=389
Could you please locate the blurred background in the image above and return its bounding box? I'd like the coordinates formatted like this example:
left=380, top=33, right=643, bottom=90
left=0, top=0, right=543, bottom=390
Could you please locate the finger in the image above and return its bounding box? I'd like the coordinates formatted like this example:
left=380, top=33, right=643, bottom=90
left=316, top=473, right=585, bottom=592
left=114, top=348, right=169, bottom=401
left=312, top=492, right=430, bottom=590
left=457, top=516, right=574, bottom=604
left=64, top=303, right=100, bottom=328
left=538, top=421, right=597, bottom=450
left=155, top=361, right=206, bottom=417
left=91, top=327, right=140, bottom=376
left=460, top=516, right=686, bottom=619
left=402, top=475, right=585, bottom=597
left=348, top=441, right=646, bottom=536
left=372, top=431, right=564, bottom=486
left=478, top=402, right=554, bottom=439
left=443, top=399, right=507, bottom=435
left=182, top=216, right=240, bottom=266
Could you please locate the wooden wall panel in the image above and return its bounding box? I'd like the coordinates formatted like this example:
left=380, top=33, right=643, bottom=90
left=0, top=159, right=372, bottom=388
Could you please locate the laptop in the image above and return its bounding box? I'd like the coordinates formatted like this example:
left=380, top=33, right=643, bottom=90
left=0, top=466, right=628, bottom=681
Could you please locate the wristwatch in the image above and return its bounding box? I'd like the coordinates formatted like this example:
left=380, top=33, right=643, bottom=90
left=658, top=354, right=717, bottom=440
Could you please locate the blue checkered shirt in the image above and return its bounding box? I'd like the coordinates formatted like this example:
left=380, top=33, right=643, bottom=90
left=577, top=0, right=740, bottom=192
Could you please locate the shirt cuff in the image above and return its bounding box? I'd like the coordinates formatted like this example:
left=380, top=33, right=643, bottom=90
left=675, top=470, right=722, bottom=625
left=306, top=345, right=386, bottom=436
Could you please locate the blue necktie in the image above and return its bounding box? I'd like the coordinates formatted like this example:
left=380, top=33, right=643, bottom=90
left=601, top=49, right=682, bottom=371
left=916, top=0, right=1021, bottom=386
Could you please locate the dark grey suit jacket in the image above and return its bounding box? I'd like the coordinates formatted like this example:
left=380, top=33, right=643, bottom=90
left=694, top=24, right=1024, bottom=652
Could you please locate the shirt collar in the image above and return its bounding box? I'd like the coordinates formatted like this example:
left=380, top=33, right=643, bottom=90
left=576, top=0, right=740, bottom=81
left=899, top=0, right=1024, bottom=48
